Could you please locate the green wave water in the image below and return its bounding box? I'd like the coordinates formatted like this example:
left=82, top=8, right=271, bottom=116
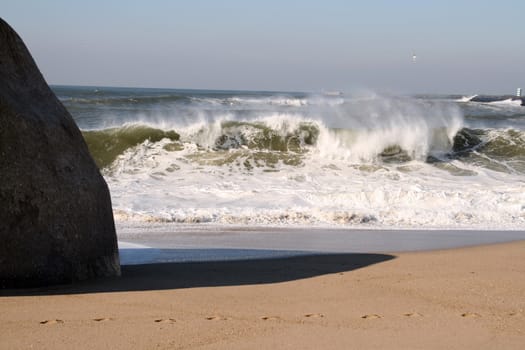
left=83, top=125, right=180, bottom=168
left=53, top=86, right=525, bottom=228
left=81, top=121, right=525, bottom=175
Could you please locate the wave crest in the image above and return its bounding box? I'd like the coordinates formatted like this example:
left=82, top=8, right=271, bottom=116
left=83, top=125, right=180, bottom=168
left=81, top=95, right=468, bottom=170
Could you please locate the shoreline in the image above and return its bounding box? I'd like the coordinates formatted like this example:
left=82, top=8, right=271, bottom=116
left=116, top=224, right=525, bottom=265
left=1, top=239, right=524, bottom=349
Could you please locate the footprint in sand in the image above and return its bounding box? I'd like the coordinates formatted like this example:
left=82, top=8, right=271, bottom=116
left=93, top=317, right=114, bottom=322
left=154, top=318, right=176, bottom=323
left=260, top=316, right=281, bottom=321
left=304, top=313, right=324, bottom=318
left=40, top=319, right=64, bottom=325
left=361, top=314, right=382, bottom=319
left=461, top=312, right=481, bottom=318
left=206, top=316, right=229, bottom=321
left=404, top=312, right=423, bottom=318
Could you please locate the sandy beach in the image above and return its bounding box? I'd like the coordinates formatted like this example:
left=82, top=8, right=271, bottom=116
left=1, top=238, right=524, bottom=349
left=3, top=2, right=525, bottom=349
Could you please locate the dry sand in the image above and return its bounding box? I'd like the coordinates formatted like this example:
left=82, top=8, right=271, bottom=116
left=1, top=240, right=524, bottom=349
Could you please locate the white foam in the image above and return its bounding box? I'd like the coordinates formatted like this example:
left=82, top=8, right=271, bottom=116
left=457, top=94, right=478, bottom=102
left=102, top=94, right=525, bottom=230
left=105, top=137, right=525, bottom=229
left=488, top=98, right=522, bottom=106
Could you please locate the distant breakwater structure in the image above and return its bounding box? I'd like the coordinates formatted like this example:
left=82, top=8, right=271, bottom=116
left=468, top=95, right=524, bottom=106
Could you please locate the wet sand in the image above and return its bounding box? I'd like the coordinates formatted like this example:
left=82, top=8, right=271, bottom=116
left=1, top=238, right=524, bottom=349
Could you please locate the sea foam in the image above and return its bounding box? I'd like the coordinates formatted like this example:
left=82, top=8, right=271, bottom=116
left=98, top=94, right=524, bottom=229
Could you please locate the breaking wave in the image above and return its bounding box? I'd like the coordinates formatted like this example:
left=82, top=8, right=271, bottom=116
left=84, top=122, right=525, bottom=176
left=82, top=94, right=467, bottom=170
left=58, top=86, right=525, bottom=229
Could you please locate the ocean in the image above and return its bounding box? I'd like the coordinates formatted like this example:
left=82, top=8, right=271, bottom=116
left=53, top=85, right=525, bottom=230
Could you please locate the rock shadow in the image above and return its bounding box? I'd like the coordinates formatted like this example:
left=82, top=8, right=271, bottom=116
left=1, top=249, right=394, bottom=296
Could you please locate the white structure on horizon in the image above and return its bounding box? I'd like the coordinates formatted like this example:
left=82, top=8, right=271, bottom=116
left=517, top=88, right=522, bottom=97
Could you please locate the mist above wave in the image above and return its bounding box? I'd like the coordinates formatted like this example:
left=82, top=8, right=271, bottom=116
left=66, top=88, right=525, bottom=229
left=82, top=93, right=465, bottom=169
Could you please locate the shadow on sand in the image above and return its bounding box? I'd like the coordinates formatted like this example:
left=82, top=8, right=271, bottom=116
left=1, top=249, right=395, bottom=296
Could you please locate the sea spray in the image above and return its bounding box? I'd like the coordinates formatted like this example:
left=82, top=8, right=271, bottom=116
left=83, top=94, right=465, bottom=168
left=313, top=94, right=463, bottom=162
left=53, top=86, right=525, bottom=228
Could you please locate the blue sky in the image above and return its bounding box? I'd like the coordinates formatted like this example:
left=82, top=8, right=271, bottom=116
left=3, top=0, right=525, bottom=93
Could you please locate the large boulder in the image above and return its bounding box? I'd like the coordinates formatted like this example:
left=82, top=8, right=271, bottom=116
left=0, top=18, right=120, bottom=288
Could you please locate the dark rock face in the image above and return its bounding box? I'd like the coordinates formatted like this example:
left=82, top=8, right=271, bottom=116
left=0, top=18, right=120, bottom=288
